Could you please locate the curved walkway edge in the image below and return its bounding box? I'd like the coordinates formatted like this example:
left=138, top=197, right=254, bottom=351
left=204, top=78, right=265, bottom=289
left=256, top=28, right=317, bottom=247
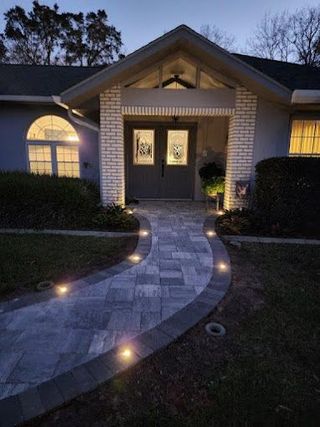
left=0, top=214, right=150, bottom=314
left=0, top=229, right=137, bottom=238
left=223, top=234, right=320, bottom=245
left=0, top=214, right=231, bottom=427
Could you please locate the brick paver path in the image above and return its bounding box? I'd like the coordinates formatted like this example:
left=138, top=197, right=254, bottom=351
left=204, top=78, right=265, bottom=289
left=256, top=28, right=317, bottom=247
left=0, top=202, right=215, bottom=400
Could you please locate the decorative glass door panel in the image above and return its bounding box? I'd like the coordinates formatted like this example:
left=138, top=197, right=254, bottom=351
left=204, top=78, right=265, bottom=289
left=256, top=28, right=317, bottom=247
left=133, top=129, right=154, bottom=165
left=167, top=130, right=189, bottom=166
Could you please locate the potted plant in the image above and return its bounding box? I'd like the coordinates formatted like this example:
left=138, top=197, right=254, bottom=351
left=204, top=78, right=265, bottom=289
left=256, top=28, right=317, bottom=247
left=199, top=162, right=225, bottom=210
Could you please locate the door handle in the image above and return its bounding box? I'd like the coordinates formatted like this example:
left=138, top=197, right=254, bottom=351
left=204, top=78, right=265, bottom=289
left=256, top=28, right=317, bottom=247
left=161, top=159, right=165, bottom=177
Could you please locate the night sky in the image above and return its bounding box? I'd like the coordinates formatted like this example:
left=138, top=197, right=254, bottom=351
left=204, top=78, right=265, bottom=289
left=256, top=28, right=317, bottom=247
left=0, top=0, right=316, bottom=54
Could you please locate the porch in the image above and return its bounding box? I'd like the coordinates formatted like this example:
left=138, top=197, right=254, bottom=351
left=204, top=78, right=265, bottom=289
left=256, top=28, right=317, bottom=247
left=100, top=85, right=257, bottom=209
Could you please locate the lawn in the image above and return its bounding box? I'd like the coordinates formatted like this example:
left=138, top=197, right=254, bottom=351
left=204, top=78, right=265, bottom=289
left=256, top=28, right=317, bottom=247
left=0, top=233, right=137, bottom=298
left=29, top=243, right=320, bottom=427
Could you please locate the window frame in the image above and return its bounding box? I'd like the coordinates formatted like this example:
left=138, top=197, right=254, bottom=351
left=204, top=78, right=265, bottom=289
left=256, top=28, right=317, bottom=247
left=26, top=115, right=81, bottom=178
left=26, top=141, right=80, bottom=177
left=289, top=118, right=320, bottom=157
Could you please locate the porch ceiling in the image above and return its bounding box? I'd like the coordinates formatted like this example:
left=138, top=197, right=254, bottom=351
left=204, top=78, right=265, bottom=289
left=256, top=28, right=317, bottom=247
left=61, top=26, right=292, bottom=108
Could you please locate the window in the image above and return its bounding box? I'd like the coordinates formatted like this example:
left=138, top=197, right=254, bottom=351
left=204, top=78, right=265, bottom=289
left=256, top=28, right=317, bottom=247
left=126, top=56, right=228, bottom=89
left=27, top=115, right=79, bottom=142
left=289, top=120, right=320, bottom=156
left=57, top=146, right=80, bottom=177
left=28, top=145, right=52, bottom=175
left=26, top=115, right=80, bottom=177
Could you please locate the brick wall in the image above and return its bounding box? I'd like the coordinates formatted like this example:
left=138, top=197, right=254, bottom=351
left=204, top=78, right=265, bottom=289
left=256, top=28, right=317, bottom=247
left=100, top=85, right=125, bottom=206
left=99, top=84, right=257, bottom=208
left=224, top=87, right=258, bottom=210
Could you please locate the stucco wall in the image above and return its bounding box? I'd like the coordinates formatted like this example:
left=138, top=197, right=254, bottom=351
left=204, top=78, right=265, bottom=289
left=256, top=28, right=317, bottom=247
left=252, top=98, right=291, bottom=176
left=0, top=103, right=99, bottom=183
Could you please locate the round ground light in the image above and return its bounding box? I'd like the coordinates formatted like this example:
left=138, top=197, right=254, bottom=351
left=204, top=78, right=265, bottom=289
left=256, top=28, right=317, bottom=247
left=36, top=280, right=54, bottom=292
left=205, top=322, right=226, bottom=337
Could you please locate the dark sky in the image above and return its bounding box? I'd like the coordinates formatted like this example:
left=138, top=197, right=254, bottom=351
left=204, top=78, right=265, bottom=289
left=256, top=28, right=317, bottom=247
left=0, top=0, right=316, bottom=54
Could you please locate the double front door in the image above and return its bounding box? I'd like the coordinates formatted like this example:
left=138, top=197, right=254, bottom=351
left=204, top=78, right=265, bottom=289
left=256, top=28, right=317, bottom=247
left=125, top=123, right=196, bottom=199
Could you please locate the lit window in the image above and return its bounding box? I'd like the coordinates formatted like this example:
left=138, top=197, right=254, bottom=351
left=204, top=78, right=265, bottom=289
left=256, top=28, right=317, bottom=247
left=57, top=146, right=80, bottom=178
left=26, top=116, right=80, bottom=177
left=27, top=115, right=79, bottom=142
left=28, top=145, right=52, bottom=174
left=289, top=120, right=320, bottom=156
left=200, top=71, right=226, bottom=89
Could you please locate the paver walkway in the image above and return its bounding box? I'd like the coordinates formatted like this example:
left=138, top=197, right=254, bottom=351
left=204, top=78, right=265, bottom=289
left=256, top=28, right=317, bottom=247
left=0, top=202, right=217, bottom=401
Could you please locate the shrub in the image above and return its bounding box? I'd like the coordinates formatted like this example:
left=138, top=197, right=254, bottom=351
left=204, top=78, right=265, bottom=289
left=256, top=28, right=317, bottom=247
left=255, top=157, right=320, bottom=234
left=0, top=172, right=137, bottom=231
left=92, top=204, right=138, bottom=231
left=216, top=209, right=261, bottom=235
left=202, top=176, right=225, bottom=197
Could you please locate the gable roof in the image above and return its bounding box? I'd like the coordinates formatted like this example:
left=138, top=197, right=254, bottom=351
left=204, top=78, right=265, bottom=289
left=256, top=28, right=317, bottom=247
left=234, top=54, right=320, bottom=90
left=0, top=63, right=103, bottom=96
left=0, top=25, right=320, bottom=105
left=60, top=25, right=293, bottom=106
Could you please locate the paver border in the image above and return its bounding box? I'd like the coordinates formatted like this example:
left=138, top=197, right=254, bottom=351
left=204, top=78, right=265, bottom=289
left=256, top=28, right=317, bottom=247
left=0, top=229, right=136, bottom=238
left=0, top=214, right=151, bottom=314
left=222, top=234, right=320, bottom=245
left=0, top=215, right=231, bottom=426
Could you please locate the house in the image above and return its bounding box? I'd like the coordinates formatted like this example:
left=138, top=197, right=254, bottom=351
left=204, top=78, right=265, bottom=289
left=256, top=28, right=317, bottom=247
left=1, top=25, right=320, bottom=209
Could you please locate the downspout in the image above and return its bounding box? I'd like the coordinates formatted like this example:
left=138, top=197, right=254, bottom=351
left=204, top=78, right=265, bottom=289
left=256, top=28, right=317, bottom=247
left=52, top=95, right=100, bottom=132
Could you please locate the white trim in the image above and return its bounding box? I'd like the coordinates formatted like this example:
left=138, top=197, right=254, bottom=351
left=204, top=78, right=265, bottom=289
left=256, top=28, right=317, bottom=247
left=0, top=95, right=54, bottom=103
left=122, top=105, right=235, bottom=116
left=291, top=90, right=320, bottom=104
left=52, top=95, right=100, bottom=132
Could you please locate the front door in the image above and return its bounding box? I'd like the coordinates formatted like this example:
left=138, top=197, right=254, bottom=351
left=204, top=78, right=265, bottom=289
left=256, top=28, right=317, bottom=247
left=125, top=123, right=196, bottom=199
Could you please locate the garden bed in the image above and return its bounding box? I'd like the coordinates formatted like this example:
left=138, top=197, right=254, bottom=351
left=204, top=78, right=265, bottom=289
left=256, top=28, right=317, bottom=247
left=0, top=233, right=137, bottom=299
left=28, top=243, right=320, bottom=426
left=216, top=209, right=320, bottom=239
left=0, top=172, right=138, bottom=232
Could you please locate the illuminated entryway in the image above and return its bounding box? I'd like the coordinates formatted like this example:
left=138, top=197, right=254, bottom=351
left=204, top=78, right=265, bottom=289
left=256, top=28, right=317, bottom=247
left=125, top=122, right=197, bottom=199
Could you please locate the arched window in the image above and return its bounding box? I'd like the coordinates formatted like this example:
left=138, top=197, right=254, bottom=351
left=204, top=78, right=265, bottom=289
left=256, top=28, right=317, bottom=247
left=26, top=115, right=80, bottom=177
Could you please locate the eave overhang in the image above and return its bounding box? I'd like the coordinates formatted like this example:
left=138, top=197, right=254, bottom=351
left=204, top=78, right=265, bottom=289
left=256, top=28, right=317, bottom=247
left=60, top=25, right=292, bottom=108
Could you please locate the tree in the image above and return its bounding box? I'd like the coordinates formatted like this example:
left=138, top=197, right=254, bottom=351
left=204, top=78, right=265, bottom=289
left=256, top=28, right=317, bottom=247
left=4, top=2, right=61, bottom=65
left=290, top=7, right=320, bottom=66
left=0, top=34, right=7, bottom=63
left=3, top=1, right=123, bottom=66
left=60, top=12, right=87, bottom=66
left=200, top=24, right=236, bottom=51
left=61, top=10, right=122, bottom=66
left=247, top=6, right=320, bottom=66
left=247, top=12, right=292, bottom=61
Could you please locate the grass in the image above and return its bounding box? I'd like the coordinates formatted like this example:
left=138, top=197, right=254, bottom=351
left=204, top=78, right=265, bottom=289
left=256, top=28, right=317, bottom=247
left=29, top=243, right=320, bottom=427
left=0, top=233, right=137, bottom=298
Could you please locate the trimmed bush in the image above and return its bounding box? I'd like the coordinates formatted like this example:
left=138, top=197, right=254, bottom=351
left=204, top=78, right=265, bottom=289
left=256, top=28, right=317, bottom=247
left=0, top=172, right=137, bottom=231
left=202, top=176, right=225, bottom=197
left=255, top=157, right=320, bottom=234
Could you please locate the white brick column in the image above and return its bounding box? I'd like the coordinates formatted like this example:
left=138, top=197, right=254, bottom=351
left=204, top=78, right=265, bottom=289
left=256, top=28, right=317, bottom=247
left=100, top=85, right=125, bottom=206
left=224, top=87, right=257, bottom=210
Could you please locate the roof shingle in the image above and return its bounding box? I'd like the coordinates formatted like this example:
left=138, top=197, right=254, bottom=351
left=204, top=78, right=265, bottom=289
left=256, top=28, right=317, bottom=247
left=0, top=63, right=104, bottom=96
left=0, top=52, right=320, bottom=97
left=234, top=53, right=320, bottom=90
